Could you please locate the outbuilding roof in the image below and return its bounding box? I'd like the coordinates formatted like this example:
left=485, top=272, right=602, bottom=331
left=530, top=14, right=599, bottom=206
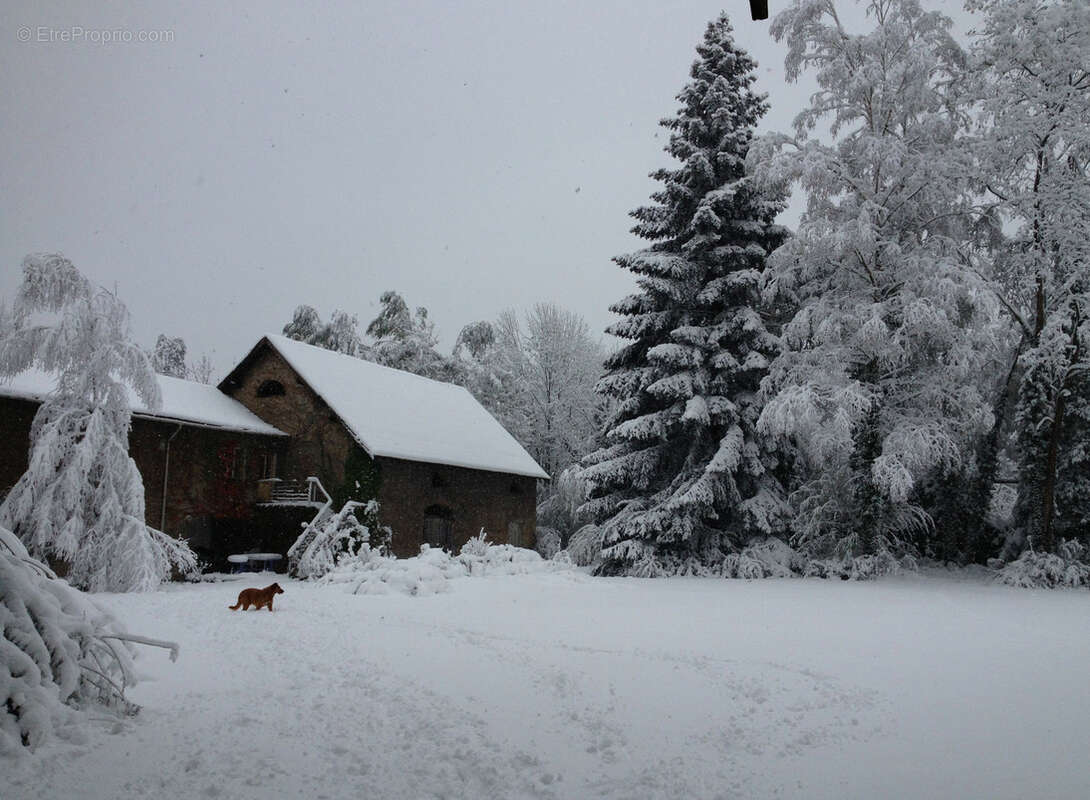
left=0, top=369, right=286, bottom=437
left=225, top=334, right=549, bottom=480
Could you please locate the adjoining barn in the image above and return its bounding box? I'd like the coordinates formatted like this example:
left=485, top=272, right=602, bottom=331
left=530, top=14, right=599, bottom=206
left=0, top=369, right=288, bottom=566
left=0, top=335, right=548, bottom=567
left=219, top=334, right=549, bottom=557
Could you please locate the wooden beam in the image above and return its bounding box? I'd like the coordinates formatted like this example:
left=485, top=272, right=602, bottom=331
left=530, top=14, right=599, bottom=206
left=750, top=0, right=769, bottom=20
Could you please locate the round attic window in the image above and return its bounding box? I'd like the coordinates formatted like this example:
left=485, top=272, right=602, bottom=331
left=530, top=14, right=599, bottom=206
left=256, top=379, right=285, bottom=398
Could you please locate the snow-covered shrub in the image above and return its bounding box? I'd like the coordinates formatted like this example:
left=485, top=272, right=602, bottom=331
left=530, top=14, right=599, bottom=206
left=323, top=539, right=573, bottom=596
left=534, top=526, right=561, bottom=559
left=460, top=543, right=553, bottom=576
left=459, top=528, right=491, bottom=558
left=723, top=538, right=804, bottom=579
left=327, top=545, right=464, bottom=597
left=996, top=541, right=1090, bottom=589
left=0, top=254, right=197, bottom=592
left=564, top=524, right=605, bottom=568
left=804, top=552, right=914, bottom=581
left=289, top=500, right=387, bottom=580
left=628, top=552, right=670, bottom=579
left=550, top=548, right=575, bottom=568
left=536, top=467, right=595, bottom=548
left=0, top=525, right=179, bottom=754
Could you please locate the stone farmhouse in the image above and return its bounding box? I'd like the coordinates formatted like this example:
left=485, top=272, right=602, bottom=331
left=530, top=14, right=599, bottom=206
left=0, top=335, right=547, bottom=567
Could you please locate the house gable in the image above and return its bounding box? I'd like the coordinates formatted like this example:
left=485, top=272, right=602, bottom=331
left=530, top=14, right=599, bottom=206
left=224, top=335, right=549, bottom=480
left=219, top=339, right=364, bottom=494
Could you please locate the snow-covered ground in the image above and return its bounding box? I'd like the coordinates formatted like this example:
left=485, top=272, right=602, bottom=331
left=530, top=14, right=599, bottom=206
left=8, top=570, right=1090, bottom=800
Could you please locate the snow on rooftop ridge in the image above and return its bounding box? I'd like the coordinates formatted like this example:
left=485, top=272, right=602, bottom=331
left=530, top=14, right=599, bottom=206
left=0, top=368, right=285, bottom=437
left=263, top=334, right=549, bottom=479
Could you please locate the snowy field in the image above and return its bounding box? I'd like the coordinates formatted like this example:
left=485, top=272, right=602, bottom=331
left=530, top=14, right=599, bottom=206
left=8, top=570, right=1090, bottom=800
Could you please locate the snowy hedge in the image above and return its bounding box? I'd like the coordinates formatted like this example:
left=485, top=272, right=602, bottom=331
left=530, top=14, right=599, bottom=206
left=0, top=525, right=179, bottom=754
left=996, top=540, right=1090, bottom=589
left=321, top=531, right=574, bottom=596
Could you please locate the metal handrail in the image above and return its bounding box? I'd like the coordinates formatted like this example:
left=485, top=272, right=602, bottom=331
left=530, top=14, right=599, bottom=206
left=286, top=477, right=334, bottom=574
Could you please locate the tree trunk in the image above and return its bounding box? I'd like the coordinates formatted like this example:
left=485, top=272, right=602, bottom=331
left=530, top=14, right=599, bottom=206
left=1038, top=389, right=1065, bottom=553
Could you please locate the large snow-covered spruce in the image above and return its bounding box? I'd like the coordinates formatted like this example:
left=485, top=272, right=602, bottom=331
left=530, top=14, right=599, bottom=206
left=582, top=14, right=790, bottom=575
left=751, top=0, right=1000, bottom=562
left=0, top=254, right=196, bottom=592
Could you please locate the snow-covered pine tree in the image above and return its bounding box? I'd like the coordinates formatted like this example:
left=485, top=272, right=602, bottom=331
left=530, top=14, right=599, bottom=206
left=751, top=0, right=1000, bottom=564
left=282, top=304, right=366, bottom=357
left=0, top=254, right=196, bottom=592
left=365, top=291, right=461, bottom=382
left=150, top=334, right=187, bottom=378
left=969, top=0, right=1090, bottom=553
left=581, top=13, right=791, bottom=576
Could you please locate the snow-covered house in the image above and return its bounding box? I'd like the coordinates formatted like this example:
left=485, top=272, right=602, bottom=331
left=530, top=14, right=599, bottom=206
left=219, top=335, right=548, bottom=557
left=1, top=334, right=547, bottom=568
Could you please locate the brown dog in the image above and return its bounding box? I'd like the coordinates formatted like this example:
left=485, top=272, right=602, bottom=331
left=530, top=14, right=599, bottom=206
left=228, top=583, right=284, bottom=612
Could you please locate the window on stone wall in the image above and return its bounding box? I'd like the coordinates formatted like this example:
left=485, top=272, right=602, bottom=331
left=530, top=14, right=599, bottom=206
left=509, top=480, right=522, bottom=495
left=431, top=471, right=447, bottom=488
left=256, top=379, right=285, bottom=397
left=219, top=443, right=248, bottom=480
left=260, top=451, right=278, bottom=479
left=507, top=521, right=522, bottom=548
left=423, top=504, right=454, bottom=552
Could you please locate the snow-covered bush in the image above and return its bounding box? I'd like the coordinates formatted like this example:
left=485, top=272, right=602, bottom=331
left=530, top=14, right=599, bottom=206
left=289, top=500, right=387, bottom=580
left=622, top=538, right=808, bottom=579
left=536, top=467, right=593, bottom=551
left=535, top=526, right=561, bottom=559
left=563, top=524, right=605, bottom=568
left=0, top=525, right=179, bottom=754
left=0, top=254, right=197, bottom=592
left=326, top=544, right=464, bottom=597
left=459, top=528, right=491, bottom=558
left=460, top=543, right=553, bottom=577
left=723, top=538, right=805, bottom=579
left=804, top=552, right=915, bottom=581
left=996, top=541, right=1090, bottom=589
left=323, top=538, right=573, bottom=596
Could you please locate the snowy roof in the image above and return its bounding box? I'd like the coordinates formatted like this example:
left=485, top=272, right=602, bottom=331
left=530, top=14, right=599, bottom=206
left=247, top=334, right=549, bottom=479
left=0, top=369, right=286, bottom=437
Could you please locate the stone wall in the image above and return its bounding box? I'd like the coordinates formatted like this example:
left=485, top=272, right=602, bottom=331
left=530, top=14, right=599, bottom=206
left=128, top=418, right=284, bottom=539
left=221, top=344, right=358, bottom=493
left=376, top=456, right=537, bottom=557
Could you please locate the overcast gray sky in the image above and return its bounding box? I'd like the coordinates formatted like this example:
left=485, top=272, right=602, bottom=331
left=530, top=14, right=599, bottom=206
left=1, top=1, right=974, bottom=377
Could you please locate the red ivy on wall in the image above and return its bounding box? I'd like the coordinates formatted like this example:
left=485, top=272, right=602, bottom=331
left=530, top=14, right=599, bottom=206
left=215, top=442, right=248, bottom=518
